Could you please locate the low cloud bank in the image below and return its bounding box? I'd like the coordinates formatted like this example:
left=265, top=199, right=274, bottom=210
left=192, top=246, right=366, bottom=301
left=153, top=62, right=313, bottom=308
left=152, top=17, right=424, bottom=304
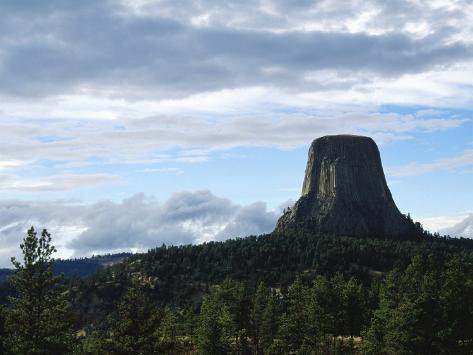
left=441, top=213, right=473, bottom=239
left=0, top=191, right=280, bottom=267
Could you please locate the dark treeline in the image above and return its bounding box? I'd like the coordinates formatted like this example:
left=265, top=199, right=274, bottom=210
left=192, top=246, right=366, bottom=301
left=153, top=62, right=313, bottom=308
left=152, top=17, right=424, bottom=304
left=0, top=227, right=473, bottom=354
left=70, top=228, right=473, bottom=325
left=0, top=253, right=132, bottom=282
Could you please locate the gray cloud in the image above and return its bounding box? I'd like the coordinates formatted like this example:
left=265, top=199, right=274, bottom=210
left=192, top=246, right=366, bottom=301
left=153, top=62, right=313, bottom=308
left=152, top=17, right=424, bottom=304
left=0, top=0, right=471, bottom=98
left=123, top=0, right=471, bottom=38
left=0, top=0, right=469, bottom=175
left=0, top=191, right=279, bottom=267
left=216, top=202, right=279, bottom=240
left=0, top=173, right=123, bottom=192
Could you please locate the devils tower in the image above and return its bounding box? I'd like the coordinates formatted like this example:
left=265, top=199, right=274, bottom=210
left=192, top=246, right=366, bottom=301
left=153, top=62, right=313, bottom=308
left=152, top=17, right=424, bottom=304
left=275, top=135, right=419, bottom=239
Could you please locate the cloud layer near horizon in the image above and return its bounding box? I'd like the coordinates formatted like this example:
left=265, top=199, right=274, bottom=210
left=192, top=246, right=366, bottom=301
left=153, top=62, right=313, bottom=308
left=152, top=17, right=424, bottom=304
left=1, top=189, right=470, bottom=268
left=441, top=213, right=473, bottom=239
left=0, top=191, right=282, bottom=267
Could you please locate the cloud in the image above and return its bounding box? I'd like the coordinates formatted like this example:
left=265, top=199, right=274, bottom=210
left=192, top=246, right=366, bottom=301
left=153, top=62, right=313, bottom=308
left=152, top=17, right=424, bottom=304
left=136, top=167, right=183, bottom=174
left=0, top=160, right=28, bottom=169
left=216, top=202, right=279, bottom=240
left=0, top=173, right=123, bottom=192
left=441, top=213, right=473, bottom=238
left=0, top=111, right=466, bottom=171
left=0, top=0, right=471, bottom=99
left=392, top=149, right=473, bottom=176
left=0, top=0, right=470, bottom=175
left=0, top=191, right=280, bottom=267
left=123, top=0, right=473, bottom=41
left=417, top=214, right=469, bottom=234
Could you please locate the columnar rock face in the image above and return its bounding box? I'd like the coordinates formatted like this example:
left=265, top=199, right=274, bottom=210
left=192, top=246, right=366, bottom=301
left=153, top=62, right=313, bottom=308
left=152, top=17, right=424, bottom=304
left=275, top=135, right=418, bottom=239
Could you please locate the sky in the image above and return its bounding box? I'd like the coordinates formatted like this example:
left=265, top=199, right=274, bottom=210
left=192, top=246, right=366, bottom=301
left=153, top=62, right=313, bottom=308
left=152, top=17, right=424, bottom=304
left=0, top=0, right=472, bottom=266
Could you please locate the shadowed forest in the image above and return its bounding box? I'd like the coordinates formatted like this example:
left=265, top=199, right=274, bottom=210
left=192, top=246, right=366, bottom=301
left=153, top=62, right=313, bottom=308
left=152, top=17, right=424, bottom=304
left=0, top=226, right=472, bottom=354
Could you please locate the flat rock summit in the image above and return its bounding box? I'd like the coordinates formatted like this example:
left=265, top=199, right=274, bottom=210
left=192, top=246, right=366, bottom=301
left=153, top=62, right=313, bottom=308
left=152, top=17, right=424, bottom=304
left=275, top=135, right=419, bottom=239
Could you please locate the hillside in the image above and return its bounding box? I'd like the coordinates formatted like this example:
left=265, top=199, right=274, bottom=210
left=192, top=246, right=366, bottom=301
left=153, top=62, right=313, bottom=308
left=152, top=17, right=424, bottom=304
left=45, top=228, right=471, bottom=354
left=69, top=228, right=473, bottom=322
left=1, top=225, right=472, bottom=353
left=0, top=253, right=131, bottom=282
left=0, top=253, right=131, bottom=304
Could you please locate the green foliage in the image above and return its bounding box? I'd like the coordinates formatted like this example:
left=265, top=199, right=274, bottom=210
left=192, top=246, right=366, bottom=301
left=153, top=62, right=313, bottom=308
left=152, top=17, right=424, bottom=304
left=104, top=278, right=162, bottom=354
left=3, top=227, right=473, bottom=354
left=196, top=278, right=251, bottom=354
left=69, top=230, right=473, bottom=323
left=251, top=282, right=271, bottom=353
left=197, top=292, right=233, bottom=354
left=362, top=255, right=473, bottom=355
left=158, top=307, right=179, bottom=353
left=5, top=227, right=74, bottom=355
left=278, top=277, right=311, bottom=353
left=0, top=305, right=6, bottom=354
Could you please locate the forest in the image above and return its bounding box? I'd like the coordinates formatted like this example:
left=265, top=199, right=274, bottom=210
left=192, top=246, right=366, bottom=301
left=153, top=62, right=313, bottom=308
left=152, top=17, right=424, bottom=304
left=0, top=226, right=472, bottom=354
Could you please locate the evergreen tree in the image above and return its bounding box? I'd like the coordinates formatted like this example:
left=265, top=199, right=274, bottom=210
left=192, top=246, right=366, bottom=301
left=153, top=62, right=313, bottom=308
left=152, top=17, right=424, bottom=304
left=278, top=277, right=310, bottom=353
left=0, top=305, right=6, bottom=354
left=309, top=275, right=338, bottom=342
left=105, top=277, right=162, bottom=354
left=341, top=277, right=365, bottom=337
left=260, top=288, right=280, bottom=355
left=196, top=293, right=233, bottom=355
left=158, top=307, right=178, bottom=354
left=251, top=282, right=270, bottom=354
left=196, top=278, right=252, bottom=354
left=362, top=255, right=473, bottom=354
left=6, top=227, right=74, bottom=355
left=361, top=270, right=400, bottom=355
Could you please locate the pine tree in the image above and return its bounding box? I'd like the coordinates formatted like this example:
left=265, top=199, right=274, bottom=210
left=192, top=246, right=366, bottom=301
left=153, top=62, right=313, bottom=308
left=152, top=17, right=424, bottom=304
left=0, top=305, right=6, bottom=354
left=196, top=293, right=233, bottom=355
left=251, top=282, right=270, bottom=354
left=260, top=288, right=280, bottom=355
left=278, top=277, right=310, bottom=353
left=158, top=307, right=178, bottom=353
left=362, top=255, right=473, bottom=354
left=196, top=278, right=253, bottom=354
left=342, top=277, right=365, bottom=337
left=106, top=277, right=162, bottom=354
left=6, top=227, right=74, bottom=355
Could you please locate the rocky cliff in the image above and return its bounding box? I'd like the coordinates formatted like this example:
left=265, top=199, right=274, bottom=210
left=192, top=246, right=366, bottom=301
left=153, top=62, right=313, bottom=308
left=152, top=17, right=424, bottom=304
left=275, top=135, right=419, bottom=239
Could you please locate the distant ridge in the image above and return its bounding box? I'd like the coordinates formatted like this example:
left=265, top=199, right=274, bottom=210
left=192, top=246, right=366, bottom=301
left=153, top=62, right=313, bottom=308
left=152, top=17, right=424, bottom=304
left=275, top=135, right=419, bottom=239
left=0, top=252, right=131, bottom=281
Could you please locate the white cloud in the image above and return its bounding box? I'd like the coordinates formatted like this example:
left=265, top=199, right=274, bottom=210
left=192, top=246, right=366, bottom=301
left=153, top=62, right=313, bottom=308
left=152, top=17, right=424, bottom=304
left=0, top=173, right=123, bottom=192
left=0, top=0, right=469, bottom=175
left=0, top=160, right=28, bottom=169
left=417, top=214, right=469, bottom=233
left=0, top=191, right=279, bottom=267
left=136, top=167, right=183, bottom=174
left=0, top=110, right=465, bottom=171
left=440, top=213, right=473, bottom=238
left=392, top=149, right=473, bottom=176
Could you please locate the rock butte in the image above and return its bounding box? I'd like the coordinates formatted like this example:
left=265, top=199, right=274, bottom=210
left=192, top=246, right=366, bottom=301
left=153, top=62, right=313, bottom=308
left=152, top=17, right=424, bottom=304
left=275, top=135, right=419, bottom=239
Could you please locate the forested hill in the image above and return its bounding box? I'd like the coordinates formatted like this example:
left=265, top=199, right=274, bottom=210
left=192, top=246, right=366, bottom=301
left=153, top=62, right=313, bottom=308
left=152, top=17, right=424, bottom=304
left=2, top=227, right=473, bottom=354
left=70, top=229, right=473, bottom=324
left=0, top=252, right=131, bottom=282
